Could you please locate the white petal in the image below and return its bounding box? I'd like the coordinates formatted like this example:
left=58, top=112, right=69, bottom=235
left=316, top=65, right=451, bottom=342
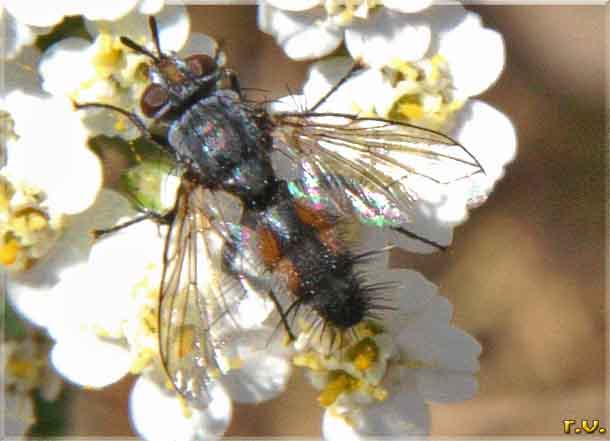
left=180, top=32, right=225, bottom=65
left=439, top=14, right=505, bottom=97
left=304, top=56, right=352, bottom=94
left=84, top=218, right=165, bottom=334
left=372, top=269, right=441, bottom=325
left=50, top=335, right=131, bottom=388
left=87, top=5, right=190, bottom=53
left=303, top=59, right=386, bottom=114
left=398, top=322, right=481, bottom=373
left=220, top=329, right=292, bottom=404
left=258, top=3, right=343, bottom=60
left=138, top=0, right=165, bottom=15
left=3, top=0, right=67, bottom=27
left=41, top=262, right=92, bottom=339
left=4, top=92, right=102, bottom=214
left=153, top=5, right=191, bottom=53
left=345, top=9, right=430, bottom=67
left=46, top=146, right=103, bottom=215
left=322, top=391, right=429, bottom=440
left=263, top=0, right=320, bottom=11
left=79, top=1, right=138, bottom=21
left=383, top=0, right=433, bottom=14
left=2, top=8, right=37, bottom=60
left=452, top=100, right=517, bottom=206
left=386, top=200, right=454, bottom=253
left=130, top=375, right=232, bottom=441
left=414, top=368, right=479, bottom=403
left=4, top=46, right=42, bottom=96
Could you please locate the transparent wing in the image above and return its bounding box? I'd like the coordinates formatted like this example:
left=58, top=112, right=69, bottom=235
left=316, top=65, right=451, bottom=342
left=271, top=112, right=484, bottom=239
left=157, top=180, right=274, bottom=408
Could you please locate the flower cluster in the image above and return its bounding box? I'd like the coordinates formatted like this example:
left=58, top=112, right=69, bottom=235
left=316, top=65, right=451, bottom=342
left=2, top=2, right=515, bottom=440
left=4, top=328, right=62, bottom=438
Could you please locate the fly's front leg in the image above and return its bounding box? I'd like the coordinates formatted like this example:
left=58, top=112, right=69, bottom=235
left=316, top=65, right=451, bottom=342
left=73, top=101, right=173, bottom=154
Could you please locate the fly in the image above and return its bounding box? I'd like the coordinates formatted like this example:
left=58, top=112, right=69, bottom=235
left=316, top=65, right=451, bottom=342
left=75, top=17, right=484, bottom=407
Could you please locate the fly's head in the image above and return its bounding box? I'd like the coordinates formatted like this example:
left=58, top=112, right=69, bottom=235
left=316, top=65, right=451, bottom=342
left=120, top=16, right=226, bottom=120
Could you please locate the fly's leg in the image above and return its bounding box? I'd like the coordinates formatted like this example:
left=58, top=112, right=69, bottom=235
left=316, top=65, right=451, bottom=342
left=390, top=226, right=448, bottom=252
left=224, top=69, right=242, bottom=98
left=267, top=289, right=296, bottom=342
left=74, top=101, right=178, bottom=241
left=92, top=209, right=175, bottom=240
left=73, top=101, right=173, bottom=154
left=309, top=61, right=363, bottom=112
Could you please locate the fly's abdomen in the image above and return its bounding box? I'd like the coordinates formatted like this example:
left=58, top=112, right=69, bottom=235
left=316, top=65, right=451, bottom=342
left=246, top=182, right=371, bottom=331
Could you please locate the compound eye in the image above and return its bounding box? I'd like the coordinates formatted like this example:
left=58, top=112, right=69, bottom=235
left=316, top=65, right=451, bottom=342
left=185, top=54, right=216, bottom=77
left=141, top=84, right=169, bottom=117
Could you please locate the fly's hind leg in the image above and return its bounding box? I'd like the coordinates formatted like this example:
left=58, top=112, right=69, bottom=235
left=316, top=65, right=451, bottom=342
left=309, top=60, right=363, bottom=112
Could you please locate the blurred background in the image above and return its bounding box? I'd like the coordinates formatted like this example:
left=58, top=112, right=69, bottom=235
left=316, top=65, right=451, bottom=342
left=46, top=4, right=607, bottom=438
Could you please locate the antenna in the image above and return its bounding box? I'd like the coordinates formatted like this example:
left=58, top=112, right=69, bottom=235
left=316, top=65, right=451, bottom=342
left=119, top=36, right=159, bottom=62
left=148, top=16, right=162, bottom=57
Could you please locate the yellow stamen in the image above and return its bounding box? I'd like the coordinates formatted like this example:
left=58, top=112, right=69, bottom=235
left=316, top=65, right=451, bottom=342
left=0, top=179, right=13, bottom=211
left=370, top=385, right=388, bottom=401
left=401, top=359, right=430, bottom=369
left=347, top=337, right=379, bottom=371
left=390, top=95, right=424, bottom=121
left=318, top=370, right=360, bottom=407
left=114, top=115, right=128, bottom=133
left=130, top=348, right=156, bottom=374
left=27, top=211, right=48, bottom=232
left=0, top=239, right=20, bottom=265
left=178, top=396, right=193, bottom=418
left=12, top=208, right=49, bottom=233
left=92, top=34, right=123, bottom=77
left=293, top=352, right=324, bottom=371
left=8, top=359, right=37, bottom=380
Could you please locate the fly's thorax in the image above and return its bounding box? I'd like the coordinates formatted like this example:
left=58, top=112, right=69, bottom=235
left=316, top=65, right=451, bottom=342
left=165, top=92, right=276, bottom=207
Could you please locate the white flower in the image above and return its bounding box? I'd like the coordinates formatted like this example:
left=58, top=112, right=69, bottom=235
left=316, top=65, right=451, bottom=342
left=7, top=190, right=130, bottom=330
left=258, top=0, right=433, bottom=61
left=4, top=330, right=62, bottom=438
left=301, top=9, right=505, bottom=124
left=38, top=5, right=191, bottom=140
left=3, top=0, right=164, bottom=28
left=292, top=268, right=480, bottom=440
left=0, top=92, right=102, bottom=273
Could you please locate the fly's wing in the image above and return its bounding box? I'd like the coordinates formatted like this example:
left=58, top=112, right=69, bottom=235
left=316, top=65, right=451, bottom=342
left=271, top=113, right=484, bottom=246
left=157, top=181, right=273, bottom=408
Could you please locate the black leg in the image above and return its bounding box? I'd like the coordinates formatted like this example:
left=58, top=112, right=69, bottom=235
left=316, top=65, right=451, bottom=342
left=91, top=209, right=174, bottom=240
left=74, top=102, right=149, bottom=134
left=73, top=101, right=174, bottom=155
left=391, top=226, right=448, bottom=252
left=309, top=61, right=363, bottom=112
left=267, top=289, right=296, bottom=342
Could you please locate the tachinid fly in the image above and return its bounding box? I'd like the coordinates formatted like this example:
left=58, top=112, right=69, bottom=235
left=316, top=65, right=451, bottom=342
left=76, top=17, right=483, bottom=407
